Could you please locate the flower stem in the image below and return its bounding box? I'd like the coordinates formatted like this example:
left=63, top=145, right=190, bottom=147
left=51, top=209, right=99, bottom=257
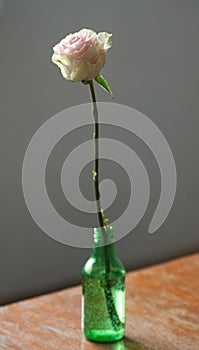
left=88, top=80, right=122, bottom=330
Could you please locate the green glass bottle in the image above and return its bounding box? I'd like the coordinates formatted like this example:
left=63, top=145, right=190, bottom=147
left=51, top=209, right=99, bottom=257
left=82, top=226, right=126, bottom=342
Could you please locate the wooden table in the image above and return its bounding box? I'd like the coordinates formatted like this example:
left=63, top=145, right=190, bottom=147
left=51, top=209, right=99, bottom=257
left=0, top=254, right=198, bottom=350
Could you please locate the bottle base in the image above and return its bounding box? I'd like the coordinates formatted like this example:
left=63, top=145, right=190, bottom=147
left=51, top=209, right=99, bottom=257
left=84, top=329, right=124, bottom=342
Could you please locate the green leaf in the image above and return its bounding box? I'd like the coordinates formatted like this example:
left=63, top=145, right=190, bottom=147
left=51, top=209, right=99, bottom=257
left=95, top=74, right=113, bottom=97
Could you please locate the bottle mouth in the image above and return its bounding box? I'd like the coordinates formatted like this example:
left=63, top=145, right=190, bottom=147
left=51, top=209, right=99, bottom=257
left=93, top=226, right=114, bottom=244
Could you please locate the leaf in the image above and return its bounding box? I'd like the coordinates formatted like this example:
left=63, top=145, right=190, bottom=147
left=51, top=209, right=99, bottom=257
left=95, top=74, right=113, bottom=97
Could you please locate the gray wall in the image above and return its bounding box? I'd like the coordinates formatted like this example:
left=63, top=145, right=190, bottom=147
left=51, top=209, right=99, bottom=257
left=0, top=0, right=198, bottom=305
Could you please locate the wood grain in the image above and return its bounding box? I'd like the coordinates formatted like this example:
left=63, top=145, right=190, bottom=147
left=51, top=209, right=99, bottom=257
left=0, top=254, right=198, bottom=350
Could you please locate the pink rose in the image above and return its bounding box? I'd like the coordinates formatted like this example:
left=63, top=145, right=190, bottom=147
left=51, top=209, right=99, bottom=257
left=52, top=28, right=112, bottom=82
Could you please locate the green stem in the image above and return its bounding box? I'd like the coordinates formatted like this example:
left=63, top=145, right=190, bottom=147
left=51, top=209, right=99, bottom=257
left=88, top=80, right=122, bottom=330
left=88, top=81, right=106, bottom=229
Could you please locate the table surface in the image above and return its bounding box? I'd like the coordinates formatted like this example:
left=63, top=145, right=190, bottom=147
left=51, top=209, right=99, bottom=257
left=0, top=253, right=198, bottom=350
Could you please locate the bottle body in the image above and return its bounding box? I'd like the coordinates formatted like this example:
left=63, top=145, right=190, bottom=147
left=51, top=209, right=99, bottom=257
left=82, top=226, right=126, bottom=342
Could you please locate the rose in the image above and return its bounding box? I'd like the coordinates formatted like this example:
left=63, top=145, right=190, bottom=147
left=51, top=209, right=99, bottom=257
left=52, top=28, right=112, bottom=82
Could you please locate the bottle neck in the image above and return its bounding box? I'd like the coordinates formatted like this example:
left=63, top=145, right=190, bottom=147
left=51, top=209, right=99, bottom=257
left=92, top=226, right=116, bottom=259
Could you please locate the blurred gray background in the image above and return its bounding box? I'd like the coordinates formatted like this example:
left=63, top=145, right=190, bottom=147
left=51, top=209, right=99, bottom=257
left=0, top=0, right=198, bottom=305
